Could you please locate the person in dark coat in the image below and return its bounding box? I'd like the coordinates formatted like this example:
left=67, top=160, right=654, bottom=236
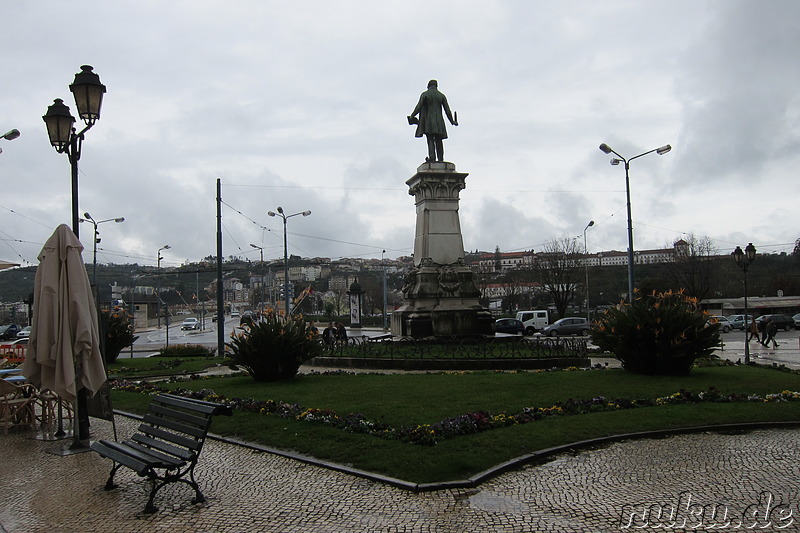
left=757, top=318, right=768, bottom=345
left=335, top=322, right=348, bottom=346
left=322, top=322, right=335, bottom=345
left=764, top=318, right=779, bottom=349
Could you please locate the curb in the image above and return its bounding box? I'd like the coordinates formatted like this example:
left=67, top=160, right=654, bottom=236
left=110, top=410, right=800, bottom=492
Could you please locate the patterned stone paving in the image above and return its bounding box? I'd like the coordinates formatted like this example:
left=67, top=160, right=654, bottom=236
left=1, top=417, right=798, bottom=532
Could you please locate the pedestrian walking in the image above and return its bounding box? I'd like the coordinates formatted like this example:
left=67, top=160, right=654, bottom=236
left=747, top=319, right=759, bottom=342
left=764, top=318, right=779, bottom=349
left=757, top=318, right=768, bottom=345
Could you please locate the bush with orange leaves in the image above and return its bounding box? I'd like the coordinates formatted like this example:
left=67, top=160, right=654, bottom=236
left=590, top=290, right=721, bottom=375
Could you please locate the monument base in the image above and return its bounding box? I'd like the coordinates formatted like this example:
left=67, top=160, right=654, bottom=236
left=391, top=260, right=493, bottom=338
left=391, top=161, right=493, bottom=338
left=391, top=305, right=493, bottom=338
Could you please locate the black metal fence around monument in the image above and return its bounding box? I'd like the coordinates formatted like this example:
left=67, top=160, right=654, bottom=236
left=311, top=335, right=590, bottom=371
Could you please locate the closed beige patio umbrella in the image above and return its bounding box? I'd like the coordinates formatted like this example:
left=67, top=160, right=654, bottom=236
left=23, top=225, right=107, bottom=444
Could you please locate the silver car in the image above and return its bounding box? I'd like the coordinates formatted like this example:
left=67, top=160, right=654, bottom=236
left=710, top=316, right=732, bottom=333
left=542, top=317, right=591, bottom=337
left=180, top=317, right=200, bottom=331
left=727, top=315, right=754, bottom=331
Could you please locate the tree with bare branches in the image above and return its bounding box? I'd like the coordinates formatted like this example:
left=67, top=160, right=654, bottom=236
left=664, top=234, right=716, bottom=302
left=531, top=236, right=583, bottom=318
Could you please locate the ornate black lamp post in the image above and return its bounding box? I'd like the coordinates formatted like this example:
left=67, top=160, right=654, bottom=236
left=599, top=142, right=671, bottom=302
left=733, top=243, right=757, bottom=364
left=42, top=66, right=107, bottom=238
left=267, top=207, right=311, bottom=316
left=42, top=66, right=106, bottom=446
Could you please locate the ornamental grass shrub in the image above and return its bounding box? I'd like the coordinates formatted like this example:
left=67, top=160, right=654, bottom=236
left=226, top=311, right=322, bottom=381
left=590, top=290, right=721, bottom=375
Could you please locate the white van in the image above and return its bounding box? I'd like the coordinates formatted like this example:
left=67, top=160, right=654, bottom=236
left=515, top=310, right=550, bottom=335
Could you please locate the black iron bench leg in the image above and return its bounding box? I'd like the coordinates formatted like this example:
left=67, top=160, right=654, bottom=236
left=188, top=469, right=205, bottom=504
left=103, top=463, right=122, bottom=491
left=143, top=478, right=162, bottom=514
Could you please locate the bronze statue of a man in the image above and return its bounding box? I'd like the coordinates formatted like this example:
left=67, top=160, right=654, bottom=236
left=409, top=80, right=458, bottom=162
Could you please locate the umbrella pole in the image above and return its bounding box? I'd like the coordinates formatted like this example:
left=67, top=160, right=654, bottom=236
left=55, top=398, right=65, bottom=437
left=69, top=388, right=90, bottom=450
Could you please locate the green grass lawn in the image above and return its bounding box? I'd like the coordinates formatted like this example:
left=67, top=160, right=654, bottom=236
left=110, top=365, right=800, bottom=484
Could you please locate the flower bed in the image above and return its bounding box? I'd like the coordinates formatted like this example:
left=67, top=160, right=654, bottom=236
left=111, top=379, right=800, bottom=446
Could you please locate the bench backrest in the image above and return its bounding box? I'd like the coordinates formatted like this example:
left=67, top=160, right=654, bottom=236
left=132, top=394, right=232, bottom=464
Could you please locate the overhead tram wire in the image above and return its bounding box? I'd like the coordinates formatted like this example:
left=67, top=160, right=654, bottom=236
left=220, top=199, right=400, bottom=256
left=221, top=222, right=247, bottom=258
left=0, top=205, right=54, bottom=229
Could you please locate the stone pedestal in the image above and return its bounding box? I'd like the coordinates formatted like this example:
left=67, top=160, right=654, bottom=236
left=391, top=162, right=493, bottom=338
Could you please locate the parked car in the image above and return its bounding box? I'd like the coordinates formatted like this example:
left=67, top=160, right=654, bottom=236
left=515, top=310, right=550, bottom=335
left=755, top=314, right=795, bottom=332
left=0, top=324, right=21, bottom=340
left=727, top=315, right=754, bottom=331
left=16, top=326, right=31, bottom=339
left=709, top=316, right=732, bottom=333
left=1, top=338, right=28, bottom=347
left=542, top=317, right=591, bottom=337
left=210, top=314, right=218, bottom=322
left=494, top=318, right=524, bottom=335
left=180, top=317, right=200, bottom=331
left=231, top=310, right=240, bottom=317
left=794, top=313, right=800, bottom=329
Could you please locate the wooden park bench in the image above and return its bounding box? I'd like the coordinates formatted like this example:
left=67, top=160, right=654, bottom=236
left=90, top=393, right=233, bottom=513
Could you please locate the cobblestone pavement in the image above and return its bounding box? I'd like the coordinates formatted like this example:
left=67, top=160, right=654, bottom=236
left=1, top=416, right=799, bottom=533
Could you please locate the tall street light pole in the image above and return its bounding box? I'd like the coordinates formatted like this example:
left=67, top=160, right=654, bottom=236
left=733, top=243, right=757, bottom=365
left=80, top=212, right=124, bottom=289
left=268, top=207, right=311, bottom=316
left=43, top=66, right=107, bottom=238
left=0, top=128, right=20, bottom=155
left=382, top=250, right=388, bottom=331
left=599, top=142, right=671, bottom=302
left=250, top=244, right=265, bottom=311
left=42, top=66, right=106, bottom=446
left=583, top=220, right=594, bottom=321
left=157, top=245, right=171, bottom=328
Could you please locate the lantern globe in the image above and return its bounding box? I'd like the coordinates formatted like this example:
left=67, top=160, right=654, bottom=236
left=42, top=98, right=75, bottom=150
left=69, top=65, right=106, bottom=124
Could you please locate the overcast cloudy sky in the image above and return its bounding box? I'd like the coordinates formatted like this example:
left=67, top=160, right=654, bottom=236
left=3, top=1, right=799, bottom=270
